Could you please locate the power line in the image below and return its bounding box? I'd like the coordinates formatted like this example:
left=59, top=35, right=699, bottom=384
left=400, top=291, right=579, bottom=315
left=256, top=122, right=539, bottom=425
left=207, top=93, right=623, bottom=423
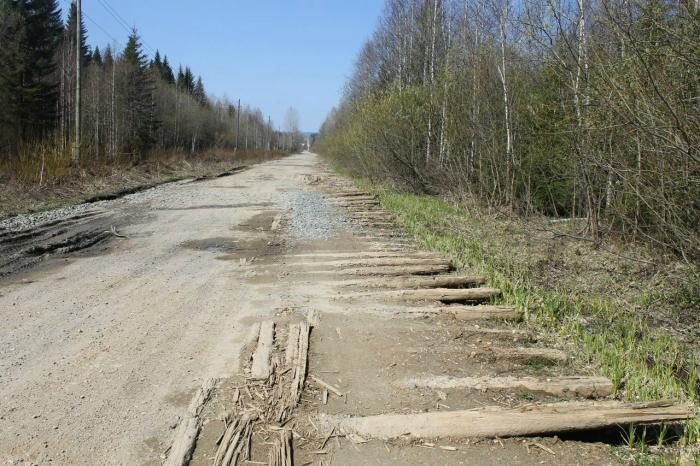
left=59, top=0, right=123, bottom=49
left=95, top=0, right=157, bottom=55
left=84, top=11, right=123, bottom=48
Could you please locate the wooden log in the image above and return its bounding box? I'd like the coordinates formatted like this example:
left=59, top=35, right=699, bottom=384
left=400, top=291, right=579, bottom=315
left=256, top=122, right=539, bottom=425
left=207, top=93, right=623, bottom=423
left=329, top=191, right=369, bottom=197
left=424, top=305, right=522, bottom=321
left=358, top=287, right=500, bottom=303
left=334, top=202, right=381, bottom=208
left=329, top=196, right=377, bottom=202
left=383, top=275, right=486, bottom=289
left=458, top=326, right=533, bottom=342
left=290, top=321, right=310, bottom=405
left=338, top=264, right=453, bottom=276
left=404, top=345, right=568, bottom=363
left=284, top=251, right=439, bottom=260
left=326, top=400, right=694, bottom=440
left=351, top=212, right=392, bottom=218
left=251, top=321, right=275, bottom=379
left=335, top=275, right=485, bottom=290
left=489, top=346, right=569, bottom=363
left=403, top=375, right=613, bottom=398
left=343, top=206, right=385, bottom=212
left=165, top=378, right=217, bottom=466
left=357, top=222, right=396, bottom=229
left=285, top=323, right=299, bottom=367
left=244, top=322, right=261, bottom=346
left=288, top=257, right=451, bottom=269
left=329, top=195, right=378, bottom=201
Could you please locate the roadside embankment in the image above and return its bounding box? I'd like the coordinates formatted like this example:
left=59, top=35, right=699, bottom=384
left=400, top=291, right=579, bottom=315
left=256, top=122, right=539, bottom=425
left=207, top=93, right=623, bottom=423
left=0, top=149, right=287, bottom=221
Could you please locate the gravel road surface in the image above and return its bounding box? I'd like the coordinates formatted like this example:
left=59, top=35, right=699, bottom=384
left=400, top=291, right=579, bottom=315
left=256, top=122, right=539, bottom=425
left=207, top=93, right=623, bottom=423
left=0, top=154, right=322, bottom=464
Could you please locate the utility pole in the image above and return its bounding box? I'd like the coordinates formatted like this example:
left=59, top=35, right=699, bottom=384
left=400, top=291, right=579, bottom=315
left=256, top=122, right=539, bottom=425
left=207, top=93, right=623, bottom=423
left=73, top=0, right=82, bottom=163
left=235, top=99, right=241, bottom=149
left=267, top=116, right=271, bottom=150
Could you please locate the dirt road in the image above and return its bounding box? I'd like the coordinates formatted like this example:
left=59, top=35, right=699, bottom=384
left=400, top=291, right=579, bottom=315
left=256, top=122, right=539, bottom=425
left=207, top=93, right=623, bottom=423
left=0, top=153, right=691, bottom=465
left=0, top=156, right=311, bottom=464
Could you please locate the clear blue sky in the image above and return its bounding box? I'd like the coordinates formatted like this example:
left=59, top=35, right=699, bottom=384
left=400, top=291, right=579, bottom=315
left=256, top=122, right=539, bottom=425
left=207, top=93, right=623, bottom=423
left=66, top=0, right=385, bottom=132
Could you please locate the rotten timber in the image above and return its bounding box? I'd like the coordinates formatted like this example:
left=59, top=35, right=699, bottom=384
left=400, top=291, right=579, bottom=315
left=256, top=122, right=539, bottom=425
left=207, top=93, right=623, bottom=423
left=164, top=378, right=217, bottom=466
left=406, top=345, right=568, bottom=363
left=286, top=257, right=451, bottom=268
left=321, top=264, right=453, bottom=276
left=421, top=304, right=522, bottom=321
left=251, top=321, right=275, bottom=379
left=372, top=275, right=486, bottom=289
left=349, top=287, right=500, bottom=303
left=323, top=400, right=694, bottom=440
left=284, top=251, right=439, bottom=260
left=403, top=375, right=613, bottom=398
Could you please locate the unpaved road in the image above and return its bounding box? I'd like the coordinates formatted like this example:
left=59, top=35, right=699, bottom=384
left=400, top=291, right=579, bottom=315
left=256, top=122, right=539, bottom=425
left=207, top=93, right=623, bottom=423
left=0, top=153, right=690, bottom=465
left=0, top=155, right=316, bottom=464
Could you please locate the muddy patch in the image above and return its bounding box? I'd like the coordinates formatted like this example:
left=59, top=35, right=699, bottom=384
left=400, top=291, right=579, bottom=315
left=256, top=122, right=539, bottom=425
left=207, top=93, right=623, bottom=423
left=0, top=210, right=122, bottom=279
left=180, top=237, right=240, bottom=254
left=231, top=211, right=280, bottom=233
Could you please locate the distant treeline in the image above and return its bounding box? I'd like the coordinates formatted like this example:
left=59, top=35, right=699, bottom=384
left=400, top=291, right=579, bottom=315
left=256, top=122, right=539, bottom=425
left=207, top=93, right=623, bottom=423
left=0, top=0, right=302, bottom=171
left=316, top=0, right=699, bottom=260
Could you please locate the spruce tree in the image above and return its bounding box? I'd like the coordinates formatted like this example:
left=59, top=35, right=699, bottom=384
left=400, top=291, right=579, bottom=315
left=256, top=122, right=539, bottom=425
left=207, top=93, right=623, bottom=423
left=161, top=56, right=175, bottom=84
left=193, top=76, right=207, bottom=106
left=0, top=0, right=63, bottom=149
left=176, top=65, right=185, bottom=90
left=66, top=1, right=90, bottom=66
left=120, top=28, right=155, bottom=155
left=92, top=46, right=103, bottom=67
left=183, top=67, right=195, bottom=94
left=103, top=45, right=113, bottom=68
left=152, top=50, right=162, bottom=69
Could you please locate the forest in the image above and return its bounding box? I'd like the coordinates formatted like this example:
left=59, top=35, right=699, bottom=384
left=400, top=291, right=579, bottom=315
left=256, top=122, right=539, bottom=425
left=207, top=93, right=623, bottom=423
left=0, top=0, right=303, bottom=186
left=316, top=0, right=699, bottom=261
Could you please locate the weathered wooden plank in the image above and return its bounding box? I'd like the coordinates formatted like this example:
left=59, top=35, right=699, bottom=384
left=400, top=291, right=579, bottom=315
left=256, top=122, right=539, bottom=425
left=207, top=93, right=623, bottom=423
left=356, top=287, right=499, bottom=303
left=405, top=345, right=568, bottom=363
left=403, top=375, right=613, bottom=398
left=457, top=326, right=533, bottom=341
left=285, top=323, right=300, bottom=367
left=251, top=321, right=275, bottom=379
left=301, top=264, right=453, bottom=276
left=324, top=400, right=694, bottom=440
left=283, top=251, right=439, bottom=259
left=289, top=258, right=452, bottom=269
left=164, top=378, right=217, bottom=466
left=432, top=305, right=522, bottom=321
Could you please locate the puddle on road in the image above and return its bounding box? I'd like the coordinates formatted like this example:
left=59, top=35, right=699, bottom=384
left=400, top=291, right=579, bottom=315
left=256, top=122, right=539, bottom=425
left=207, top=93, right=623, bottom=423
left=230, top=211, right=279, bottom=232
left=181, top=237, right=239, bottom=254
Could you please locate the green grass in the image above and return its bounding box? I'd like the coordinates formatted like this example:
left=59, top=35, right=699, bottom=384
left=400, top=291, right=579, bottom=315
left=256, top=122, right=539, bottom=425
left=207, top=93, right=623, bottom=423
left=351, top=179, right=699, bottom=454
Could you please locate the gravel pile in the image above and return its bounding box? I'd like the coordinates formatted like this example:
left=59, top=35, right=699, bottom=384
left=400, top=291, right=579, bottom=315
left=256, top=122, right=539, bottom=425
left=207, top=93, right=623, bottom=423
left=283, top=191, right=353, bottom=241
